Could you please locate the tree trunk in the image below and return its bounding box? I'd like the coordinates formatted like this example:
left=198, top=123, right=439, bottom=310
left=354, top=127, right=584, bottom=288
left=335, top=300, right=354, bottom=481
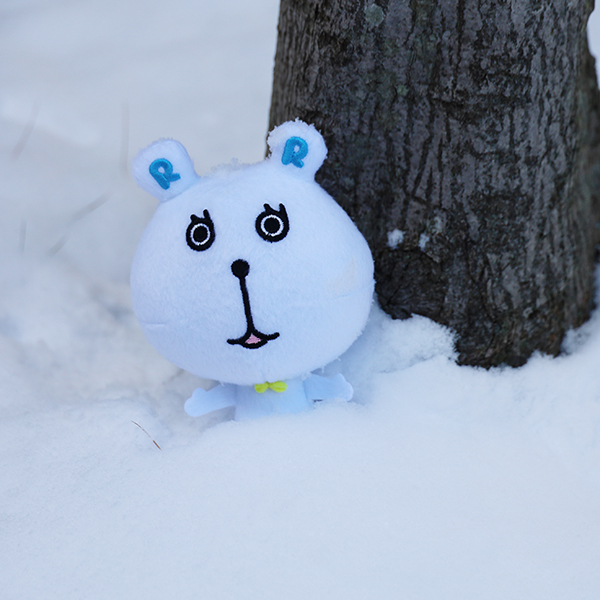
left=269, top=0, right=600, bottom=367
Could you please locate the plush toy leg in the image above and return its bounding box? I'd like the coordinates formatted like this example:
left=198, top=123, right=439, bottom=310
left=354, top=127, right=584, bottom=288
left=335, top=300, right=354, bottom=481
left=184, top=385, right=237, bottom=417
left=303, top=373, right=353, bottom=402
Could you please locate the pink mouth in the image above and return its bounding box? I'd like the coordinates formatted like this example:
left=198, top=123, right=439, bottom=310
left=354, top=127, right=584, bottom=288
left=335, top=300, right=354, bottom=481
left=228, top=328, right=279, bottom=349
left=245, top=333, right=263, bottom=345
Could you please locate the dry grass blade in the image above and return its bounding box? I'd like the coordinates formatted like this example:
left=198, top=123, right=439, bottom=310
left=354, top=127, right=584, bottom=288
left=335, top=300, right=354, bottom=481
left=11, top=102, right=39, bottom=161
left=48, top=193, right=110, bottom=255
left=131, top=421, right=161, bottom=450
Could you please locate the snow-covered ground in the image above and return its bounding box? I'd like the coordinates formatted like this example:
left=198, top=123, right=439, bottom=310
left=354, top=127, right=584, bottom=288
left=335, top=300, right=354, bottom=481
left=2, top=2, right=600, bottom=598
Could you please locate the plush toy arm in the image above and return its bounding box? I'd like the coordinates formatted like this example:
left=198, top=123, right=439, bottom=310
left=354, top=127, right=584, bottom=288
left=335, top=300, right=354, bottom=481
left=184, top=384, right=237, bottom=417
left=303, top=373, right=353, bottom=402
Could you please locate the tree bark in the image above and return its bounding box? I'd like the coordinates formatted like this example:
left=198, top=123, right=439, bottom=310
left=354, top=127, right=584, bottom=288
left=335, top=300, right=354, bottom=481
left=269, top=0, right=600, bottom=367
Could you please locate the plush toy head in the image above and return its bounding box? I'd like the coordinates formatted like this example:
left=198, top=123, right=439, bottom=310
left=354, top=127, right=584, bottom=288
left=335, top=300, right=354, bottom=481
left=131, top=120, right=374, bottom=386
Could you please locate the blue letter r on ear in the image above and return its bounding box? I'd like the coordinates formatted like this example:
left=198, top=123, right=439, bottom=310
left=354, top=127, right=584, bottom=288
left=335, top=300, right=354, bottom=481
left=281, top=137, right=308, bottom=168
left=149, top=158, right=181, bottom=190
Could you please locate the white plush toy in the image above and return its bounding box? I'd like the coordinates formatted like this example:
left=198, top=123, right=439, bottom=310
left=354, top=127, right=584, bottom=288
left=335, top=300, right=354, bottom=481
left=131, top=120, right=374, bottom=420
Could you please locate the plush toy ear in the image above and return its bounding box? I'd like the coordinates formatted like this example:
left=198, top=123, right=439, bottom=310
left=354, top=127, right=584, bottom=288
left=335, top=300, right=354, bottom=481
left=132, top=139, right=200, bottom=202
left=267, top=120, right=328, bottom=179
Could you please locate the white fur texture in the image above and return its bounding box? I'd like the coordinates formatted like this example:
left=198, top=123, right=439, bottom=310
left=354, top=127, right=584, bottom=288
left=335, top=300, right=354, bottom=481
left=131, top=121, right=374, bottom=385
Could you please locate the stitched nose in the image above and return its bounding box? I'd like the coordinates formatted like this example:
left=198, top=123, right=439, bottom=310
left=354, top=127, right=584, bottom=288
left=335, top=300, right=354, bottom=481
left=231, top=259, right=250, bottom=279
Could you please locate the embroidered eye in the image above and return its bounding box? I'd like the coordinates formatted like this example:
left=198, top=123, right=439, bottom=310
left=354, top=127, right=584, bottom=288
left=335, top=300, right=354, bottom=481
left=186, top=210, right=215, bottom=251
left=255, top=203, right=289, bottom=242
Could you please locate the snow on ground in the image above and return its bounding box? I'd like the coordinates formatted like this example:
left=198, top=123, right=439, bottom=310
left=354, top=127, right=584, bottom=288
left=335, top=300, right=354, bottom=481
left=1, top=2, right=600, bottom=599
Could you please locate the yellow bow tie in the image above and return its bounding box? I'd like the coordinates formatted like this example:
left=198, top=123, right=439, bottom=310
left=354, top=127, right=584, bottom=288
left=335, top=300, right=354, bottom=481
left=254, top=381, right=288, bottom=394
